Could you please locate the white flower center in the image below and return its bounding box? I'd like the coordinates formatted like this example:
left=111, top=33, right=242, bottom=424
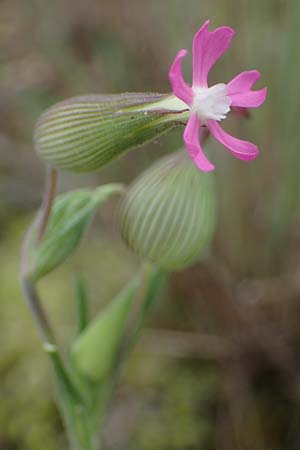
left=192, top=83, right=231, bottom=123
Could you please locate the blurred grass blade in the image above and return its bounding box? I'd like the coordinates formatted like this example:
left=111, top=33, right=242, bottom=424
left=129, top=265, right=166, bottom=350
left=271, top=0, right=300, bottom=250
left=74, top=274, right=89, bottom=337
left=35, top=93, right=186, bottom=173
left=27, top=183, right=124, bottom=281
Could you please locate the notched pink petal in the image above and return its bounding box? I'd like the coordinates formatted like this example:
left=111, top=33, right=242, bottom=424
left=183, top=113, right=215, bottom=171
left=230, top=87, right=267, bottom=108
left=207, top=120, right=259, bottom=161
left=227, top=70, right=261, bottom=95
left=169, top=49, right=193, bottom=105
left=192, top=21, right=235, bottom=88
left=227, top=71, right=267, bottom=108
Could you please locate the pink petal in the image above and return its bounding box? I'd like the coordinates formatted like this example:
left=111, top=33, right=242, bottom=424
left=227, top=70, right=261, bottom=94
left=207, top=120, right=259, bottom=161
left=227, top=71, right=267, bottom=108
left=192, top=20, right=235, bottom=88
left=169, top=49, right=193, bottom=105
left=183, top=113, right=215, bottom=171
left=230, top=88, right=267, bottom=108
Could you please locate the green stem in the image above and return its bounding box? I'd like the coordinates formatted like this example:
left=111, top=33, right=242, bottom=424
left=91, top=264, right=166, bottom=437
left=20, top=165, right=164, bottom=449
left=20, top=277, right=56, bottom=346
left=48, top=348, right=92, bottom=449
left=20, top=167, right=99, bottom=449
left=37, top=166, right=58, bottom=242
left=20, top=276, right=95, bottom=449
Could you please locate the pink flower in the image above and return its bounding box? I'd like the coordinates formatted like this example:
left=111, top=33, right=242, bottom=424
left=169, top=20, right=267, bottom=171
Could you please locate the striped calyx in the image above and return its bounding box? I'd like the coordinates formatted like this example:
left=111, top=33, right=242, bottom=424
left=119, top=151, right=216, bottom=271
left=35, top=93, right=187, bottom=173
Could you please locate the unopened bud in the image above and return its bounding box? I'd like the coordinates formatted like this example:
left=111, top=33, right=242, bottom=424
left=119, top=151, right=216, bottom=270
left=27, top=184, right=123, bottom=281
left=35, top=93, right=187, bottom=172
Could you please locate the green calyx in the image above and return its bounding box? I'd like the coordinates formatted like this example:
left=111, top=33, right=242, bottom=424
left=119, top=151, right=216, bottom=271
left=35, top=93, right=187, bottom=173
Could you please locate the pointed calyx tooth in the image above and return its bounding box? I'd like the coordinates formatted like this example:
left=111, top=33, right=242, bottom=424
left=34, top=93, right=183, bottom=173
left=119, top=150, right=216, bottom=271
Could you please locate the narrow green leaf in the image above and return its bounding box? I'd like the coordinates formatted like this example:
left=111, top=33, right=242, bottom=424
left=44, top=344, right=95, bottom=449
left=44, top=343, right=84, bottom=404
left=127, top=265, right=166, bottom=351
left=74, top=274, right=89, bottom=336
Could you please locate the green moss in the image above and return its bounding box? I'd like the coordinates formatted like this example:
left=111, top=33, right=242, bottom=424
left=128, top=356, right=220, bottom=450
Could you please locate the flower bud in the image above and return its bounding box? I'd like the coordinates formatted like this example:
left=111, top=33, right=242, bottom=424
left=27, top=184, right=123, bottom=281
left=71, top=278, right=137, bottom=382
left=71, top=265, right=165, bottom=383
left=35, top=93, right=187, bottom=173
left=119, top=151, right=216, bottom=270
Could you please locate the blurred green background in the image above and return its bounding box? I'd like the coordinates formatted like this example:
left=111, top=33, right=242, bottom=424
left=1, top=0, right=300, bottom=449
